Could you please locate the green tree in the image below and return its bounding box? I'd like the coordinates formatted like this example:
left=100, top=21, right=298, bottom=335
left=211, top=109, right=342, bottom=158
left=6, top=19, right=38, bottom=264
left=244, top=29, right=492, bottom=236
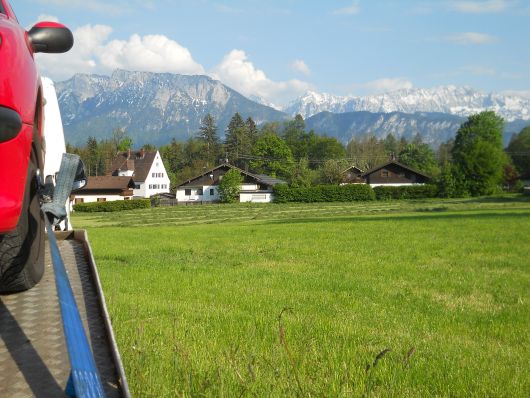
left=383, top=133, right=399, bottom=157
left=346, top=135, right=387, bottom=170
left=85, top=136, right=99, bottom=176
left=284, top=114, right=311, bottom=159
left=437, top=139, right=454, bottom=166
left=250, top=133, right=294, bottom=178
left=197, top=113, right=220, bottom=166
left=246, top=117, right=259, bottom=146
left=225, top=113, right=251, bottom=169
left=452, top=111, right=506, bottom=196
left=309, top=136, right=346, bottom=162
left=288, top=158, right=314, bottom=187
left=506, top=126, right=530, bottom=175
left=320, top=159, right=349, bottom=184
left=399, top=143, right=439, bottom=176
left=218, top=168, right=243, bottom=203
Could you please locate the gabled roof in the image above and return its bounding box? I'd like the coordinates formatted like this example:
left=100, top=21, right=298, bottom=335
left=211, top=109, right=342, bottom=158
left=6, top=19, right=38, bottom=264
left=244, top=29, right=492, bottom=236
left=78, top=176, right=135, bottom=192
left=362, top=160, right=431, bottom=179
left=109, top=150, right=158, bottom=182
left=177, top=164, right=286, bottom=188
left=342, top=165, right=364, bottom=174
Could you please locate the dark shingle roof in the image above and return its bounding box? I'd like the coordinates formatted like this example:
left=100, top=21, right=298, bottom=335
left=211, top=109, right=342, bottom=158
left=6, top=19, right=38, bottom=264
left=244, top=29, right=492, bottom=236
left=362, top=160, right=431, bottom=179
left=177, top=164, right=286, bottom=188
left=78, top=176, right=135, bottom=192
left=109, top=150, right=157, bottom=182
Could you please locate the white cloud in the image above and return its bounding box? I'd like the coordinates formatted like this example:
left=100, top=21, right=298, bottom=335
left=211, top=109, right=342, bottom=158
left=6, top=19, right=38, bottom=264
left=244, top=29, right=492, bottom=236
left=448, top=0, right=509, bottom=13
left=290, top=59, right=311, bottom=76
left=36, top=25, right=311, bottom=105
left=363, top=78, right=413, bottom=94
left=99, top=34, right=205, bottom=74
left=36, top=24, right=204, bottom=81
left=332, top=1, right=361, bottom=15
left=445, top=32, right=498, bottom=45
left=211, top=50, right=313, bottom=105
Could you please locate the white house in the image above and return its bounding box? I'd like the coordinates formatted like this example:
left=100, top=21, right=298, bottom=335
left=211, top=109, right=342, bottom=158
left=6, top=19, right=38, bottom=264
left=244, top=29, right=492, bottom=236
left=109, top=149, right=170, bottom=198
left=70, top=176, right=135, bottom=208
left=176, top=164, right=285, bottom=203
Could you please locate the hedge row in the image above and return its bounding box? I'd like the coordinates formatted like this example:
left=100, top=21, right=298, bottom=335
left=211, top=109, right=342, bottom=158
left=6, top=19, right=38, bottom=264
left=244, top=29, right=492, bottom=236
left=73, top=199, right=151, bottom=212
left=373, top=185, right=438, bottom=200
left=273, top=184, right=376, bottom=203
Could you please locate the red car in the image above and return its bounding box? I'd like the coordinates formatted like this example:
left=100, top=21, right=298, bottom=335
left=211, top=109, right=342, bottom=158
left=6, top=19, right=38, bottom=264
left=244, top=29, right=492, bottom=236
left=0, top=0, right=73, bottom=293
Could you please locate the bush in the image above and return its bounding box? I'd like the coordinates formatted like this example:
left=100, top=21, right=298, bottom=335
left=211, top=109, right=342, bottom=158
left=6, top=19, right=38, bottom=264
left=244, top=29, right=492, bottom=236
left=373, top=185, right=438, bottom=200
left=73, top=199, right=151, bottom=212
left=218, top=169, right=243, bottom=203
left=273, top=184, right=375, bottom=203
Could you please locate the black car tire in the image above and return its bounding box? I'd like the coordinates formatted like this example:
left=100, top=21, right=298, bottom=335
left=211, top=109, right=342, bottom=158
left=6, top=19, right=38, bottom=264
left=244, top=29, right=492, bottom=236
left=0, top=139, right=45, bottom=293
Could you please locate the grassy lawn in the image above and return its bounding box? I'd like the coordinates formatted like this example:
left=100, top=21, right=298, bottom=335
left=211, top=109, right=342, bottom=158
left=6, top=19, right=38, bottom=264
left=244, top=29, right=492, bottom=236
left=73, top=196, right=530, bottom=397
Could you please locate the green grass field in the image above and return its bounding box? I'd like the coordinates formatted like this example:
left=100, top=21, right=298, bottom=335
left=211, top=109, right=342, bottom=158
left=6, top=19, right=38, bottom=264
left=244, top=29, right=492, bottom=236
left=73, top=196, right=530, bottom=397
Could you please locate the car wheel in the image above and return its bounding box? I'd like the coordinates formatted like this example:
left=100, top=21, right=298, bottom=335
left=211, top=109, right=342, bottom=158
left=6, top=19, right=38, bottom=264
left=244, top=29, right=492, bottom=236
left=0, top=139, right=45, bottom=293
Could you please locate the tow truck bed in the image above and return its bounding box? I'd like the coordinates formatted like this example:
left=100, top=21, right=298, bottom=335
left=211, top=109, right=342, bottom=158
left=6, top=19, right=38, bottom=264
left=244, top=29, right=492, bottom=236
left=0, top=230, right=129, bottom=397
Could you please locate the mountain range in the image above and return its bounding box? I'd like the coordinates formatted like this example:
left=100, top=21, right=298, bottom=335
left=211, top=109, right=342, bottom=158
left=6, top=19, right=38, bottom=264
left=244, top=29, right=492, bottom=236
left=56, top=70, right=288, bottom=147
left=55, top=70, right=529, bottom=148
left=283, top=87, right=530, bottom=122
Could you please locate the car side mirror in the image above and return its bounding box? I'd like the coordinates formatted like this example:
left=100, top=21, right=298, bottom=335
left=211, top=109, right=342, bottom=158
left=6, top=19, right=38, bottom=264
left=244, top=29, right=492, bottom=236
left=28, top=22, right=74, bottom=53
left=72, top=160, right=87, bottom=191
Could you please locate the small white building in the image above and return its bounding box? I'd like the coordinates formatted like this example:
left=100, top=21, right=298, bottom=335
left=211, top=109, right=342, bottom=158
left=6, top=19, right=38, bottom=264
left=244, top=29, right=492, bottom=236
left=70, top=176, right=135, bottom=207
left=109, top=149, right=170, bottom=198
left=176, top=164, right=285, bottom=203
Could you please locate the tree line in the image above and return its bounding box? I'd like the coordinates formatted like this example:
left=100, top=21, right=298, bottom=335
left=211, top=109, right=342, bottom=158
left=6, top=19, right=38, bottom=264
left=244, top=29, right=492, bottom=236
left=68, top=111, right=529, bottom=197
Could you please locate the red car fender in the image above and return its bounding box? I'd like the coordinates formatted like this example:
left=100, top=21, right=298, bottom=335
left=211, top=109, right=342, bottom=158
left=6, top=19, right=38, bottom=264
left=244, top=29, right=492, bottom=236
left=0, top=123, right=33, bottom=232
left=0, top=7, right=41, bottom=233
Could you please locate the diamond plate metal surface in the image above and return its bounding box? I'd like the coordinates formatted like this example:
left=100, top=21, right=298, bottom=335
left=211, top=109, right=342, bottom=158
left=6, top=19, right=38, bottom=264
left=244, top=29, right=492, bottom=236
left=0, top=238, right=122, bottom=397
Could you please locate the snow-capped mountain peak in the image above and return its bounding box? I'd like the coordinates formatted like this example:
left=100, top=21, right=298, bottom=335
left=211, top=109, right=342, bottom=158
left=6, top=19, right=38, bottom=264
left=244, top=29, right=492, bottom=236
left=284, top=86, right=530, bottom=122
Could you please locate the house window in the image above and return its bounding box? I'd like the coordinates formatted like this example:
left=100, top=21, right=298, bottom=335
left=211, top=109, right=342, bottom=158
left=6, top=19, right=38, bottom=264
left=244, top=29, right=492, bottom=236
left=75, top=198, right=84, bottom=204
left=197, top=188, right=203, bottom=195
left=149, top=184, right=152, bottom=189
left=97, top=198, right=106, bottom=202
left=152, top=172, right=155, bottom=178
left=185, top=189, right=191, bottom=196
left=210, top=189, right=215, bottom=195
left=134, top=184, right=140, bottom=189
left=381, top=170, right=389, bottom=178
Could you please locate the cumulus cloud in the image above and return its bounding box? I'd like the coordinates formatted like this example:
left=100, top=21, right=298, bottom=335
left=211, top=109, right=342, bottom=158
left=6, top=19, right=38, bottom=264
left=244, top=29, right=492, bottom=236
left=36, top=24, right=311, bottom=105
left=211, top=50, right=313, bottom=105
left=36, top=24, right=204, bottom=81
left=332, top=1, right=361, bottom=15
left=445, top=32, right=498, bottom=45
left=363, top=78, right=413, bottom=94
left=448, top=0, right=509, bottom=13
left=99, top=34, right=205, bottom=74
left=290, top=59, right=311, bottom=76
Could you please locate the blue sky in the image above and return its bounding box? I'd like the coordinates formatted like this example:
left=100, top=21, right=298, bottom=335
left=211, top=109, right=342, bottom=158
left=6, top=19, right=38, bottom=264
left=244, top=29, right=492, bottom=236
left=13, top=0, right=530, bottom=105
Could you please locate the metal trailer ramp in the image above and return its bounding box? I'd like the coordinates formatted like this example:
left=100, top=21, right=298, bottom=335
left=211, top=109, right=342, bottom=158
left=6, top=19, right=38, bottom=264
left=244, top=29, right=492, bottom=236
left=0, top=230, right=130, bottom=398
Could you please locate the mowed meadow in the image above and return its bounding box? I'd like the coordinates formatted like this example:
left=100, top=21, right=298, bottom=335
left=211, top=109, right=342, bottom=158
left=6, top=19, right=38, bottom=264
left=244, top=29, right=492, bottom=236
left=73, top=196, right=530, bottom=397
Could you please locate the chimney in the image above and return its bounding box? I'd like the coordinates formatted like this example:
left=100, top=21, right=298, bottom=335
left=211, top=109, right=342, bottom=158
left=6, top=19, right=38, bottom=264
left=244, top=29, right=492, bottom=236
left=127, top=148, right=131, bottom=159
left=140, top=148, right=145, bottom=159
